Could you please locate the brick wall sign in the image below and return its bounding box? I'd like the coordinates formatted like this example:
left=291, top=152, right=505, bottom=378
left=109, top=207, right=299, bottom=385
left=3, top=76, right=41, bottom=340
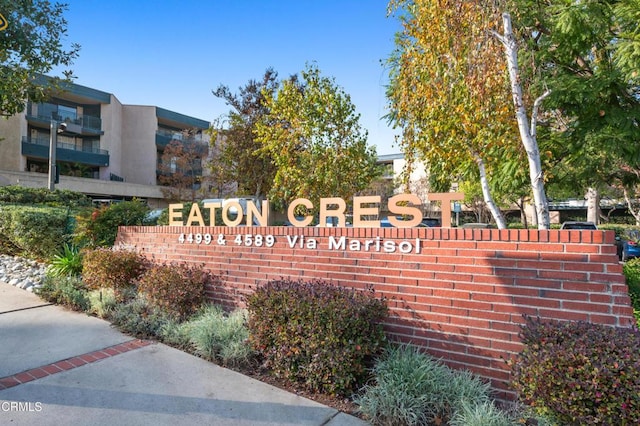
left=116, top=220, right=634, bottom=400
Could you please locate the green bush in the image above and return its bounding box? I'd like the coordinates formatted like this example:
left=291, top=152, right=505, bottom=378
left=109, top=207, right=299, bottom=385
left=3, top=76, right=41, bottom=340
left=48, top=244, right=83, bottom=277
left=0, top=185, right=90, bottom=207
left=87, top=288, right=118, bottom=318
left=109, top=295, right=172, bottom=338
left=509, top=317, right=640, bottom=425
left=623, top=257, right=640, bottom=327
left=354, top=344, right=499, bottom=426
left=246, top=279, right=388, bottom=396
left=82, top=248, right=148, bottom=299
left=189, top=305, right=253, bottom=367
left=36, top=275, right=89, bottom=312
left=137, top=262, right=212, bottom=319
left=0, top=205, right=72, bottom=259
left=74, top=199, right=150, bottom=247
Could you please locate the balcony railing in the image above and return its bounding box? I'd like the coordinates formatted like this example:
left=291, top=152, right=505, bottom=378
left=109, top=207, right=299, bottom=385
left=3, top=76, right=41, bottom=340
left=21, top=136, right=110, bottom=167
left=26, top=102, right=103, bottom=134
left=155, top=130, right=208, bottom=154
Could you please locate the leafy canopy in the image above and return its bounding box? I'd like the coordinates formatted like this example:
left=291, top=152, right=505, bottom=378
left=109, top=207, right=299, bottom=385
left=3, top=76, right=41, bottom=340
left=256, top=63, right=379, bottom=210
left=0, top=0, right=79, bottom=116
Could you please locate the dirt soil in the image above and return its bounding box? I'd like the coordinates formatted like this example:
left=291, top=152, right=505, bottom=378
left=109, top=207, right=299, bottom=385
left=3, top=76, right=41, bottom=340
left=232, top=363, right=361, bottom=418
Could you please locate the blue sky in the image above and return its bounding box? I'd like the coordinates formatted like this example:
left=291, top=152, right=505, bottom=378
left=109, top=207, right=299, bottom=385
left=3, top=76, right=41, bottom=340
left=56, top=1, right=402, bottom=155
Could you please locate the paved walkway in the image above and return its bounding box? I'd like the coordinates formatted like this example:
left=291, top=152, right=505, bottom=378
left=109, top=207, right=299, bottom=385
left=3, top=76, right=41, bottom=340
left=0, top=283, right=368, bottom=425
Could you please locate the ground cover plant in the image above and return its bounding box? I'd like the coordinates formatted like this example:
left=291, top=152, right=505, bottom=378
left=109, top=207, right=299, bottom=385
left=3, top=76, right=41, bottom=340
left=623, top=257, right=640, bottom=327
left=354, top=344, right=515, bottom=426
left=36, top=274, right=89, bottom=312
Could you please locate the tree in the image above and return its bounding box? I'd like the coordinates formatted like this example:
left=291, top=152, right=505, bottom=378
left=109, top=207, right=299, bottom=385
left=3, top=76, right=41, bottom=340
left=255, top=63, right=379, bottom=211
left=493, top=12, right=552, bottom=229
left=505, top=0, right=640, bottom=225
left=0, top=0, right=79, bottom=116
left=157, top=133, right=209, bottom=202
left=208, top=69, right=279, bottom=200
left=386, top=0, right=521, bottom=229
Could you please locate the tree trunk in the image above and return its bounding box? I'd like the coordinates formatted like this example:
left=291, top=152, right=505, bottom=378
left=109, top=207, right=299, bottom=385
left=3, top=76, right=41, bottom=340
left=473, top=152, right=507, bottom=229
left=495, top=13, right=551, bottom=229
left=586, top=187, right=600, bottom=225
left=623, top=186, right=640, bottom=226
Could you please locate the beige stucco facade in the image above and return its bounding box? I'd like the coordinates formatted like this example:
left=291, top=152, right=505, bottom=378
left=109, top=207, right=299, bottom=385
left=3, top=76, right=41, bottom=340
left=0, top=80, right=210, bottom=207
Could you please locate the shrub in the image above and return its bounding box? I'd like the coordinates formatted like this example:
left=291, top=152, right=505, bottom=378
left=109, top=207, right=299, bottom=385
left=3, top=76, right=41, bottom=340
left=623, top=257, right=640, bottom=327
left=0, top=185, right=90, bottom=207
left=354, top=344, right=497, bottom=425
left=87, top=288, right=118, bottom=318
left=48, top=244, right=83, bottom=277
left=137, top=262, right=212, bottom=319
left=0, top=205, right=72, bottom=259
left=509, top=317, right=640, bottom=425
left=188, top=305, right=254, bottom=367
left=246, top=279, right=388, bottom=396
left=36, top=275, right=89, bottom=311
left=449, top=401, right=516, bottom=426
left=109, top=295, right=172, bottom=338
left=82, top=248, right=148, bottom=299
left=74, top=199, right=149, bottom=247
left=159, top=318, right=195, bottom=351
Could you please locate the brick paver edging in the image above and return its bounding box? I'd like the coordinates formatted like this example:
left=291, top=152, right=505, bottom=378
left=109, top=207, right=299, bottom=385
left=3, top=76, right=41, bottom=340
left=0, top=339, right=153, bottom=390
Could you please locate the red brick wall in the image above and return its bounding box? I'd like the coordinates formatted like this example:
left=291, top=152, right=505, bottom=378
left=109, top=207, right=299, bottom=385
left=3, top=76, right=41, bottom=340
left=115, top=225, right=634, bottom=399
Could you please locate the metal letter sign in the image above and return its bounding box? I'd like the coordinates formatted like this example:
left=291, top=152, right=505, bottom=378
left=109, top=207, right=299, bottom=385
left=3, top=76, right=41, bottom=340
left=0, top=13, right=7, bottom=31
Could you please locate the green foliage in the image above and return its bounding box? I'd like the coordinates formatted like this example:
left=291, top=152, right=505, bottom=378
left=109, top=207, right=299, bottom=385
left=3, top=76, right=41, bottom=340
left=137, top=262, right=211, bottom=320
left=354, top=344, right=498, bottom=426
left=0, top=204, right=71, bottom=259
left=188, top=305, right=253, bottom=368
left=47, top=244, right=83, bottom=277
left=246, top=278, right=388, bottom=396
left=0, top=1, right=80, bottom=116
left=74, top=200, right=150, bottom=247
left=0, top=186, right=90, bottom=207
left=509, top=317, right=640, bottom=425
left=256, top=63, right=379, bottom=211
left=109, top=295, right=173, bottom=338
left=507, top=0, right=640, bottom=204
left=87, top=288, right=118, bottom=319
left=449, top=401, right=517, bottom=426
left=81, top=248, right=148, bottom=299
left=209, top=68, right=279, bottom=199
left=623, top=257, right=640, bottom=327
left=36, top=275, right=89, bottom=312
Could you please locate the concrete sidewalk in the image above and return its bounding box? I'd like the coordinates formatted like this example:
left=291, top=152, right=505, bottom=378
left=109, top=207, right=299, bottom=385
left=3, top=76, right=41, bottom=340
left=0, top=283, right=369, bottom=425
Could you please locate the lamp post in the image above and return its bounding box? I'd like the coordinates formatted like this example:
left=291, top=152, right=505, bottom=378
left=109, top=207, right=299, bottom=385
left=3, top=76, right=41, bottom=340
left=48, top=120, right=67, bottom=191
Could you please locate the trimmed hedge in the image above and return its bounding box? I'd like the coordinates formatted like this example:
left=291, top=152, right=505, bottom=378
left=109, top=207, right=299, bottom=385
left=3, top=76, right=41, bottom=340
left=0, top=205, right=72, bottom=259
left=0, top=185, right=90, bottom=207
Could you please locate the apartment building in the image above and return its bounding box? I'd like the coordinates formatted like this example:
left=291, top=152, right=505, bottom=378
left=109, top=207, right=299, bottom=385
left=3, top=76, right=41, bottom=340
left=0, top=78, right=210, bottom=208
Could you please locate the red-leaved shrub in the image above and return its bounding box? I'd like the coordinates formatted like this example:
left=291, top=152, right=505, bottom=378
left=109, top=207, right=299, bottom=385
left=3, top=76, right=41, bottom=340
left=510, top=317, right=640, bottom=424
left=137, top=262, right=213, bottom=319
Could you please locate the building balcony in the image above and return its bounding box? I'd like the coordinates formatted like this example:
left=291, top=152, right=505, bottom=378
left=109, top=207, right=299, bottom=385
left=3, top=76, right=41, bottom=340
left=21, top=136, right=110, bottom=167
left=155, top=130, right=209, bottom=155
left=26, top=102, right=104, bottom=136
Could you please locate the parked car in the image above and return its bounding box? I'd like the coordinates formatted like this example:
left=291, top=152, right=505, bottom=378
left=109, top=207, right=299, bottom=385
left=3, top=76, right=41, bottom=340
left=420, top=218, right=441, bottom=227
left=617, top=230, right=640, bottom=261
left=560, top=221, right=597, bottom=230
left=460, top=222, right=493, bottom=229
